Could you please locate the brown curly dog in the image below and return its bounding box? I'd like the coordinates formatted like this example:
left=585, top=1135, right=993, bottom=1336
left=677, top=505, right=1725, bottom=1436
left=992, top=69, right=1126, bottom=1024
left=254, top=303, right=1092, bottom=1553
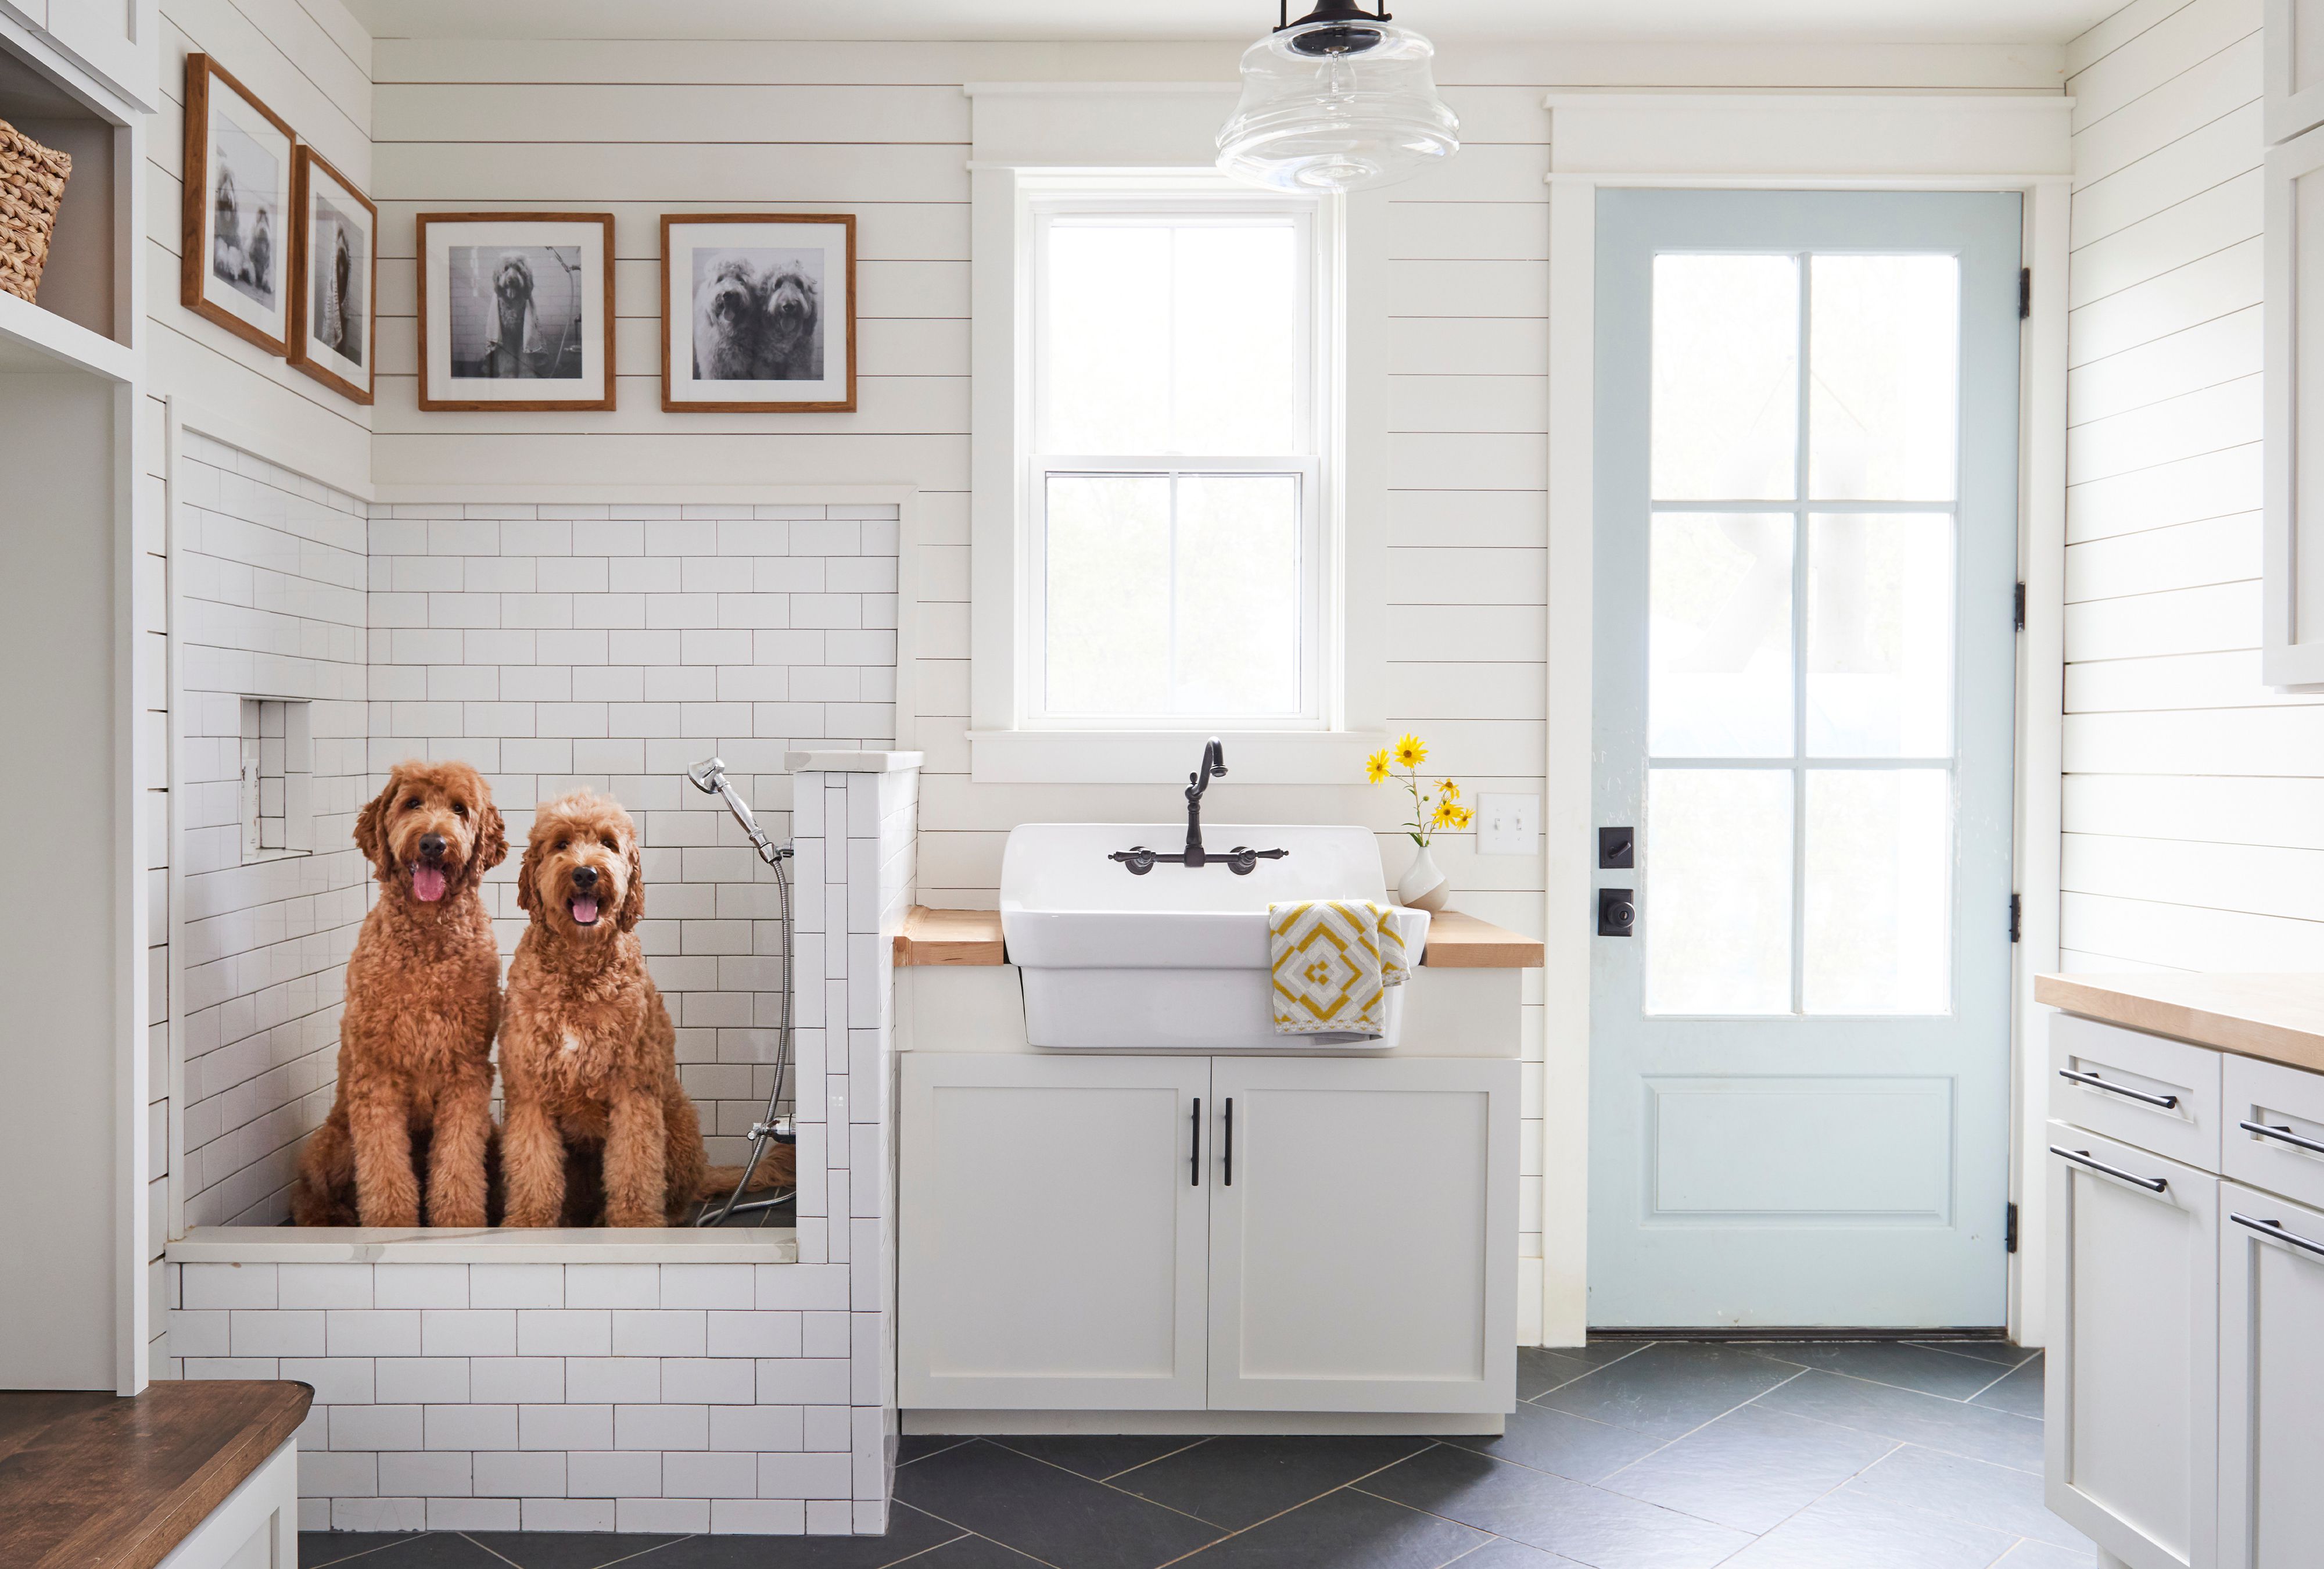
left=499, top=793, right=791, bottom=1226
left=290, top=760, right=508, bottom=1227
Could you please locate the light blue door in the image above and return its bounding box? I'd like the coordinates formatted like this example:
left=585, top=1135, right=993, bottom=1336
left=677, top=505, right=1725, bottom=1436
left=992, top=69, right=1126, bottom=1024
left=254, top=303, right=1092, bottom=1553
left=1590, top=189, right=2022, bottom=1328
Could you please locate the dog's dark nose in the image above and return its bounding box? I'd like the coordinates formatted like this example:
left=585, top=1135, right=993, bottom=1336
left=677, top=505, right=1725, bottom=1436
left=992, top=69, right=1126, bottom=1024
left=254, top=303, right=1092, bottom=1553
left=419, top=834, right=446, bottom=860
left=572, top=866, right=599, bottom=889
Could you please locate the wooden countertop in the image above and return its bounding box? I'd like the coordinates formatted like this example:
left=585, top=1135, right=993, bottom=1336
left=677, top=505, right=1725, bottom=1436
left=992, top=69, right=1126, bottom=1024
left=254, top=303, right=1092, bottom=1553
left=0, top=1381, right=311, bottom=1569
left=894, top=905, right=1544, bottom=969
left=2036, top=972, right=2324, bottom=1074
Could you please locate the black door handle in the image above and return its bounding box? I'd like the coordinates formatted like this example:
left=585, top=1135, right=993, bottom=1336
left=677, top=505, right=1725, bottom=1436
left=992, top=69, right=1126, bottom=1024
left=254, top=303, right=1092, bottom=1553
left=1223, top=1098, right=1233, bottom=1186
left=1599, top=887, right=1636, bottom=937
left=1190, top=1098, right=1200, bottom=1186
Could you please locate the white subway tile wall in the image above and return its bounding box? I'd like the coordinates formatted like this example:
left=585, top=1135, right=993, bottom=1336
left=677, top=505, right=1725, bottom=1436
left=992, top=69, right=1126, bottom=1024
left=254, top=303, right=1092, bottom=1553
left=174, top=439, right=372, bottom=1229
left=369, top=503, right=902, bottom=1163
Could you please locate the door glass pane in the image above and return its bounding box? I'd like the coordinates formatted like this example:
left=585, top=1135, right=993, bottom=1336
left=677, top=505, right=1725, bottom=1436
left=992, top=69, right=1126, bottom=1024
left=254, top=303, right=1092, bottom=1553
left=1645, top=768, right=1793, bottom=1015
left=1651, top=513, right=1794, bottom=758
left=1806, top=513, right=1955, bottom=757
left=1651, top=253, right=1799, bottom=501
left=1174, top=474, right=1301, bottom=715
left=1807, top=254, right=1959, bottom=501
left=1045, top=475, right=1170, bottom=715
left=1805, top=768, right=1950, bottom=1013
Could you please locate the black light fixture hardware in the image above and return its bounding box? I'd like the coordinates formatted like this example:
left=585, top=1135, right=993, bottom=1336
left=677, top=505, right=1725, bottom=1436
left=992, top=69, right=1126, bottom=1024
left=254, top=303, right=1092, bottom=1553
left=1110, top=737, right=1289, bottom=875
left=1275, top=0, right=1393, bottom=53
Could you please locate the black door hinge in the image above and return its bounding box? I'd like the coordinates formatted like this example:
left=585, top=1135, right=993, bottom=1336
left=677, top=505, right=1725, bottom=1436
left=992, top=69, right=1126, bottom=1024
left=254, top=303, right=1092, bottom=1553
left=2006, top=1201, right=2019, bottom=1254
left=2009, top=894, right=2022, bottom=944
left=2014, top=581, right=2026, bottom=631
left=2019, top=267, right=2031, bottom=319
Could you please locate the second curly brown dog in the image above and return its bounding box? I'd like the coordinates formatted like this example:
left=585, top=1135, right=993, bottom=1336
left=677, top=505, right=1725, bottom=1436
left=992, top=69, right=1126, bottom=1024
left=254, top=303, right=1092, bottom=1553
left=499, top=793, right=790, bottom=1226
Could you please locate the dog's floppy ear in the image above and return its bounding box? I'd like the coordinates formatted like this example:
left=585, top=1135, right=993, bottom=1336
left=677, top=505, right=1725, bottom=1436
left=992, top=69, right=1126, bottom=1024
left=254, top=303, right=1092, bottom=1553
left=477, top=800, right=509, bottom=873
left=354, top=777, right=396, bottom=872
left=616, top=832, right=646, bottom=933
left=515, top=823, right=547, bottom=923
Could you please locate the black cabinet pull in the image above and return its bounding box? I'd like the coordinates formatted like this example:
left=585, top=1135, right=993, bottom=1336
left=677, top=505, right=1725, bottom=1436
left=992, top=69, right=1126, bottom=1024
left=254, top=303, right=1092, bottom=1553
left=1190, top=1098, right=1201, bottom=1186
left=1223, top=1098, right=1234, bottom=1187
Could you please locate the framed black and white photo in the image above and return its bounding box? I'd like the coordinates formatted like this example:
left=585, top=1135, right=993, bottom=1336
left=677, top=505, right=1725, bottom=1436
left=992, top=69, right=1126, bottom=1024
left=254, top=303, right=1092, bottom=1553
left=181, top=54, right=297, bottom=356
left=288, top=146, right=376, bottom=404
left=661, top=213, right=855, bottom=412
left=418, top=213, right=615, bottom=411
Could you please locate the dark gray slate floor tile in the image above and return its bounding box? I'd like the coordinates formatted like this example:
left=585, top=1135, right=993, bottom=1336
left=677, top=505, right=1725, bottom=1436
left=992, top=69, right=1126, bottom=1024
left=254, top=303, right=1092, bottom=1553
left=1841, top=1443, right=2082, bottom=1546
left=621, top=1503, right=960, bottom=1568
left=1518, top=1347, right=1612, bottom=1400
left=1755, top=1342, right=2031, bottom=1400
left=1970, top=1356, right=2046, bottom=1420
left=1597, top=1402, right=1898, bottom=1534
left=1447, top=1401, right=1665, bottom=1483
left=1359, top=1444, right=1751, bottom=1569
left=460, top=1532, right=683, bottom=1569
left=1907, top=1340, right=2039, bottom=1369
left=896, top=1435, right=976, bottom=1467
left=1753, top=1369, right=2045, bottom=1470
left=1991, top=1539, right=2097, bottom=1567
left=1718, top=1486, right=2020, bottom=1568
left=1537, top=1342, right=1801, bottom=1440
left=987, top=1434, right=1206, bottom=1482
left=891, top=1438, right=1221, bottom=1569
left=1173, top=1485, right=1491, bottom=1569
left=1110, top=1435, right=1431, bottom=1529
left=302, top=1537, right=438, bottom=1569
left=892, top=1535, right=1052, bottom=1569
left=1445, top=1539, right=1586, bottom=1568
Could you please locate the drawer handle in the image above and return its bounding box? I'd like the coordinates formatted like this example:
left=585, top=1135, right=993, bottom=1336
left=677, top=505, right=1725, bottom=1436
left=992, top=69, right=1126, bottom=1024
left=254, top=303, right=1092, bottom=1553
left=2232, top=1212, right=2324, bottom=1261
left=2057, top=1068, right=2179, bottom=1110
left=1190, top=1097, right=1201, bottom=1187
left=2239, top=1119, right=2324, bottom=1158
left=2049, top=1144, right=2168, bottom=1193
left=1223, top=1098, right=1233, bottom=1187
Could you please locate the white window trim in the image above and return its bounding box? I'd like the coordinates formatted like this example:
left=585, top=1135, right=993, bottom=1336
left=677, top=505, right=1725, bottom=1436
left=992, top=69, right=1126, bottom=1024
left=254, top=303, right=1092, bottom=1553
left=965, top=83, right=1392, bottom=783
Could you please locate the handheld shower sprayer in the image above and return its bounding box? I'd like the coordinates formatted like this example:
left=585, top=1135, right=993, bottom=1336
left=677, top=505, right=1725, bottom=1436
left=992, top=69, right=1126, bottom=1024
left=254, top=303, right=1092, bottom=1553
left=685, top=756, right=796, bottom=1225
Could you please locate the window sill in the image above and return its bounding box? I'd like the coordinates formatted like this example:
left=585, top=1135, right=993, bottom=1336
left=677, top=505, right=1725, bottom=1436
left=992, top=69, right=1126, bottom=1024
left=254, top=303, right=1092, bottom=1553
left=967, top=728, right=1389, bottom=785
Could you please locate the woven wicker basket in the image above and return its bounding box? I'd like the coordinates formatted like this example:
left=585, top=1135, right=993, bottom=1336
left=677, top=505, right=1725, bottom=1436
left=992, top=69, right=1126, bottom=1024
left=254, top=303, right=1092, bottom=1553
left=0, top=118, right=72, bottom=306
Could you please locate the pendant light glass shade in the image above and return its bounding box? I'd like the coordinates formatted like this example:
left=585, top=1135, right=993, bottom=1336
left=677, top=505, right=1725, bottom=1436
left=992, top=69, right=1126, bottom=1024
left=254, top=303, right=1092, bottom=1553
left=1216, top=7, right=1459, bottom=194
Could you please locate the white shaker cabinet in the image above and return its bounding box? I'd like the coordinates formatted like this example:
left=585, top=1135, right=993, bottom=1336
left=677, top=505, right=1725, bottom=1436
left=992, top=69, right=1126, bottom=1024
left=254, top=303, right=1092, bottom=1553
left=2269, top=0, right=2324, bottom=145
left=2266, top=123, right=2324, bottom=686
left=2045, top=1119, right=2219, bottom=1569
left=1207, top=1056, right=1515, bottom=1413
left=897, top=1052, right=1212, bottom=1411
left=2218, top=1182, right=2324, bottom=1568
left=1, top=0, right=151, bottom=111
left=898, top=1052, right=1516, bottom=1417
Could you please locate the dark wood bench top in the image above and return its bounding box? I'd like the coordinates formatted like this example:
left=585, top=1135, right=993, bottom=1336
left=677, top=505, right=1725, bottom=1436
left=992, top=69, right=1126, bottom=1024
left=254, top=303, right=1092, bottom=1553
left=0, top=1381, right=311, bottom=1569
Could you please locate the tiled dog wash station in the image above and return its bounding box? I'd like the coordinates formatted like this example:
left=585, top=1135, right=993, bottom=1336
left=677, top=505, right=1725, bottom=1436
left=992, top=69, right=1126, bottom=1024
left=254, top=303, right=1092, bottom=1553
left=19, top=0, right=2324, bottom=1566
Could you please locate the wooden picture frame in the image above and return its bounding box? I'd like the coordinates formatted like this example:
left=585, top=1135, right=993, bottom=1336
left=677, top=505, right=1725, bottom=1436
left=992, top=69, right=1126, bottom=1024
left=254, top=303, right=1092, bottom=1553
left=181, top=53, right=298, bottom=356
left=661, top=213, right=856, bottom=412
left=417, top=212, right=616, bottom=411
left=287, top=146, right=378, bottom=404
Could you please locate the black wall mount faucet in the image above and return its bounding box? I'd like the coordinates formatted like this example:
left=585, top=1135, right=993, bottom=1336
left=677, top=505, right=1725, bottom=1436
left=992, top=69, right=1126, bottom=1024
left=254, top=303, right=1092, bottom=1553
left=1110, top=738, right=1290, bottom=876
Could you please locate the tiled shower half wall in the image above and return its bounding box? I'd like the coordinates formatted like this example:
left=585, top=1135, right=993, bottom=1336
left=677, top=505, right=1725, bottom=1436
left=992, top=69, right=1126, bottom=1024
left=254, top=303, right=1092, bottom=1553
left=167, top=435, right=904, bottom=1227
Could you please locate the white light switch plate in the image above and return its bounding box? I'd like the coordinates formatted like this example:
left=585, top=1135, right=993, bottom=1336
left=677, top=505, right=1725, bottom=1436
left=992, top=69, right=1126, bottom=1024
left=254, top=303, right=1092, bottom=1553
left=1476, top=793, right=1540, bottom=856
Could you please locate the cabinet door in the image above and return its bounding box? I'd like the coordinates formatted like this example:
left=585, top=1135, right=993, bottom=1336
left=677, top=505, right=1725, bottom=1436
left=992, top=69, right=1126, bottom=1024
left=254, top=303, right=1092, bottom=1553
left=1207, top=1056, right=1515, bottom=1412
left=42, top=0, right=150, bottom=109
left=2044, top=1120, right=2218, bottom=1569
left=898, top=1053, right=1210, bottom=1410
left=2265, top=126, right=2324, bottom=686
left=2219, top=1182, right=2324, bottom=1568
left=2270, top=0, right=2324, bottom=145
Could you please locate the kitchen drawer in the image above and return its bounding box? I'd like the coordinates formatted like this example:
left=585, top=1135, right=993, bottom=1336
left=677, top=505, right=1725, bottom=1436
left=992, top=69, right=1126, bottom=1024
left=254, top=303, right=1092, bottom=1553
left=2223, top=1053, right=2324, bottom=1213
left=2050, top=1013, right=2222, bottom=1172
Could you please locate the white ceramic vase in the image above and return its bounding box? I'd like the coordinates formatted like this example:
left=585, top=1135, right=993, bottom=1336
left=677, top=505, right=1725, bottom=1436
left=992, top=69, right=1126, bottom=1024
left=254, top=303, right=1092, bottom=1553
left=1397, top=841, right=1450, bottom=911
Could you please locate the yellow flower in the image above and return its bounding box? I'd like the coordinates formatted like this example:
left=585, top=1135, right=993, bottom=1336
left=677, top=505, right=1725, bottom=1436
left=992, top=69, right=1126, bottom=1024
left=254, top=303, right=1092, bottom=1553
left=1364, top=748, right=1391, bottom=784
left=1437, top=779, right=1459, bottom=801
left=1431, top=799, right=1461, bottom=829
left=1393, top=733, right=1428, bottom=770
left=1454, top=805, right=1475, bottom=830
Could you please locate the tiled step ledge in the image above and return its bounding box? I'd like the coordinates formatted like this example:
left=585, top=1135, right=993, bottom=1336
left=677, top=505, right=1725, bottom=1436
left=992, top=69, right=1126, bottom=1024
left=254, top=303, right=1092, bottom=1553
left=168, top=1226, right=799, bottom=1265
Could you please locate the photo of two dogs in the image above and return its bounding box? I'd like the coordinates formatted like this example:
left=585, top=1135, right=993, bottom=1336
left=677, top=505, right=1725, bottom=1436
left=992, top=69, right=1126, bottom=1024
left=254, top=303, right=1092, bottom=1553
left=289, top=760, right=791, bottom=1228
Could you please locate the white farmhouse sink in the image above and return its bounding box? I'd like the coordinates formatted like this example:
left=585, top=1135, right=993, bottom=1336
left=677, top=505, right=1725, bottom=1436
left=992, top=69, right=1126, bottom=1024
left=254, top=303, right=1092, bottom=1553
left=1000, top=823, right=1429, bottom=1050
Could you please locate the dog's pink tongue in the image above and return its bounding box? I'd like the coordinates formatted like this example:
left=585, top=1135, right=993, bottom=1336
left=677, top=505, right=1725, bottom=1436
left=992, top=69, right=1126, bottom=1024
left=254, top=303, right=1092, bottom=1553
left=411, top=865, right=447, bottom=902
left=571, top=896, right=601, bottom=925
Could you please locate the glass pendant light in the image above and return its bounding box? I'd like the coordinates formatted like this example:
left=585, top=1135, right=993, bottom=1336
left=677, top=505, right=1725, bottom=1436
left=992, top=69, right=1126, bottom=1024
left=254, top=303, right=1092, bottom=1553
left=1216, top=0, right=1459, bottom=194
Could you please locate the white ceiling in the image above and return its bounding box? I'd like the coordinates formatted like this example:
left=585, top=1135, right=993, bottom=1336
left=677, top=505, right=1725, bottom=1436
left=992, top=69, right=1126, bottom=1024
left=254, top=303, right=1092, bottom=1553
left=346, top=0, right=2117, bottom=46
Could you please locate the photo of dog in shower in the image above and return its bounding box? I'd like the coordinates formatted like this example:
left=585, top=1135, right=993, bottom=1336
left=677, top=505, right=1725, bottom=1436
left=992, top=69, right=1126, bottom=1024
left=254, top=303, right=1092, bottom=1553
left=290, top=767, right=794, bottom=1228
left=447, top=244, right=586, bottom=379
left=690, top=248, right=824, bottom=382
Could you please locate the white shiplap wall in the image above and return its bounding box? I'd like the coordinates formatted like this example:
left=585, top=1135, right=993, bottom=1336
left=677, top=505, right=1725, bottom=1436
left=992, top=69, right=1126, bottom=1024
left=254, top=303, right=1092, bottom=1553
left=2061, top=0, right=2294, bottom=970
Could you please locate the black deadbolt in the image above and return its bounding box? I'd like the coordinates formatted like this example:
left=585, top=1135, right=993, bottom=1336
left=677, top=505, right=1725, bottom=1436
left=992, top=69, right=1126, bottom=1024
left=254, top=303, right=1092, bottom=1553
left=1599, top=826, right=1634, bottom=869
left=1598, top=887, right=1636, bottom=937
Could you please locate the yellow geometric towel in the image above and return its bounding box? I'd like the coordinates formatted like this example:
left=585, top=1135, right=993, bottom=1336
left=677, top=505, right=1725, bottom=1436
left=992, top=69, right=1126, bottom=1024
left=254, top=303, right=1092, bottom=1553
left=1269, top=900, right=1415, bottom=1037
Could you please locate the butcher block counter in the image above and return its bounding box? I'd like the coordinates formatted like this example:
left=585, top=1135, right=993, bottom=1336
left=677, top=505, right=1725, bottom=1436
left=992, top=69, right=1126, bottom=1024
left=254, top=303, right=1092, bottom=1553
left=2034, top=971, right=2324, bottom=1073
